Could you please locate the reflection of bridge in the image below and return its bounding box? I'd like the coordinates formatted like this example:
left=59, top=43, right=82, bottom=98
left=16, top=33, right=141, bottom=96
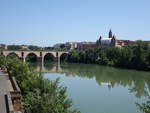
left=2, top=50, right=69, bottom=63
left=35, top=65, right=68, bottom=73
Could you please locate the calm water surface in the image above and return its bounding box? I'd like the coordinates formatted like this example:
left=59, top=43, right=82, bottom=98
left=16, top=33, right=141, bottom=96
left=31, top=63, right=150, bottom=113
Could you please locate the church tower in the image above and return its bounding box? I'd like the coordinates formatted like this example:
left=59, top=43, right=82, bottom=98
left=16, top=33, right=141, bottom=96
left=111, top=35, right=116, bottom=46
left=99, top=36, right=102, bottom=45
left=109, top=29, right=113, bottom=38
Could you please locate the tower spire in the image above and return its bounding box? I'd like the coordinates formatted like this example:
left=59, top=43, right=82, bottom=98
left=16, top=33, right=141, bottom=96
left=109, top=29, right=113, bottom=38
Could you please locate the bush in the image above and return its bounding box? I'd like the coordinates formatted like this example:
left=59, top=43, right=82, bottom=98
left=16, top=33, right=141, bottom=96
left=0, top=56, right=80, bottom=113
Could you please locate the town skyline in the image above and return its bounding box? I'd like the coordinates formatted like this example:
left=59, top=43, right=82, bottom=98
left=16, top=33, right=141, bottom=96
left=0, top=29, right=150, bottom=47
left=0, top=0, right=150, bottom=46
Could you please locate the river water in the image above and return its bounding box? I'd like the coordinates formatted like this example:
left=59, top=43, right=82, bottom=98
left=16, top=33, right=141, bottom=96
left=31, top=62, right=150, bottom=113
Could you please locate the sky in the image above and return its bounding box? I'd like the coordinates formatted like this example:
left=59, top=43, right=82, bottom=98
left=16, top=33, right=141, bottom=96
left=0, top=0, right=150, bottom=46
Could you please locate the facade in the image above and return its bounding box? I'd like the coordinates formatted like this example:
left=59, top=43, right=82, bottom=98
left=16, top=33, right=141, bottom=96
left=77, top=42, right=97, bottom=50
left=0, top=44, right=7, bottom=50
left=20, top=45, right=29, bottom=50
left=65, top=42, right=78, bottom=50
left=97, top=29, right=117, bottom=47
left=96, top=29, right=135, bottom=47
left=144, top=41, right=150, bottom=46
left=96, top=29, right=150, bottom=47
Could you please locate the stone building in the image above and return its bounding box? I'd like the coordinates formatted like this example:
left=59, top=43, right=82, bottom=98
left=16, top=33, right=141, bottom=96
left=97, top=29, right=127, bottom=47
left=97, top=29, right=117, bottom=46
left=77, top=42, right=97, bottom=50
left=0, top=44, right=7, bottom=50
left=20, top=45, right=29, bottom=50
left=65, top=42, right=78, bottom=50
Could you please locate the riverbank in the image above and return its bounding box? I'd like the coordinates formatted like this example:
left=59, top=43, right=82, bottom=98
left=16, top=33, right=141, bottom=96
left=0, top=55, right=80, bottom=113
left=66, top=41, right=150, bottom=71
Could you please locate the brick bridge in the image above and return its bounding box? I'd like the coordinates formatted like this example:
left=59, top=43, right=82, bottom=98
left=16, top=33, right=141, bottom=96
left=2, top=50, right=69, bottom=63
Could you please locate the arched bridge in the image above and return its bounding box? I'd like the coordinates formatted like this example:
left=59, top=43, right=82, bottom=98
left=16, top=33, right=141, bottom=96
left=2, top=50, right=69, bottom=63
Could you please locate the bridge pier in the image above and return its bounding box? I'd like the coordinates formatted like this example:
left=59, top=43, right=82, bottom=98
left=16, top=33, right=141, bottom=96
left=20, top=57, right=25, bottom=62
left=58, top=56, right=60, bottom=66
left=37, top=57, right=43, bottom=62
left=54, top=57, right=60, bottom=66
left=37, top=57, right=44, bottom=67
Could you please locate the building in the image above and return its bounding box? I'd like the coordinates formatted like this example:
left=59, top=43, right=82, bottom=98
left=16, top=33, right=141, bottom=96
left=97, top=30, right=150, bottom=47
left=96, top=29, right=134, bottom=47
left=65, top=42, right=78, bottom=50
left=97, top=29, right=118, bottom=47
left=0, top=44, right=7, bottom=50
left=20, top=45, right=29, bottom=50
left=53, top=29, right=150, bottom=50
left=53, top=42, right=78, bottom=50
left=144, top=41, right=150, bottom=46
left=77, top=42, right=97, bottom=50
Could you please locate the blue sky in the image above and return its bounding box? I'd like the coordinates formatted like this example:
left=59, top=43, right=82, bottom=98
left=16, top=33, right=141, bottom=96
left=0, top=0, right=150, bottom=46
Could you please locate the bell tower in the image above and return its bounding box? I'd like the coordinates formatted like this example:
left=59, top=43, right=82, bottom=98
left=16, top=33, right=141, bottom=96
left=109, top=29, right=113, bottom=38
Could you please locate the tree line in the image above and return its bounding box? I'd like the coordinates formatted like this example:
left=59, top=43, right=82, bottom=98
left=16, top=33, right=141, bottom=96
left=7, top=45, right=54, bottom=51
left=6, top=45, right=66, bottom=51
left=66, top=41, right=150, bottom=71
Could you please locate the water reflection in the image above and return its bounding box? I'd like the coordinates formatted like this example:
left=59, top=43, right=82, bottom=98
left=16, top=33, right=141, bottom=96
left=30, top=62, right=150, bottom=99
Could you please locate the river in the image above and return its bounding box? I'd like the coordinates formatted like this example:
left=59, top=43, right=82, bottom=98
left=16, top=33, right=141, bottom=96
left=30, top=62, right=150, bottom=113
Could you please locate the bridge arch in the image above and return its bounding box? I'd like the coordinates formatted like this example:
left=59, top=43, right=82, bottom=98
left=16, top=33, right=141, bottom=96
left=60, top=53, right=68, bottom=61
left=25, top=53, right=38, bottom=62
left=24, top=51, right=41, bottom=58
left=6, top=52, right=20, bottom=59
left=3, top=51, right=22, bottom=58
left=43, top=53, right=55, bottom=62
left=42, top=52, right=56, bottom=58
left=2, top=50, right=69, bottom=63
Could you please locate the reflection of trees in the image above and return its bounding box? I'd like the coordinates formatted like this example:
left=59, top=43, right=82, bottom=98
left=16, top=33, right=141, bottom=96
left=129, top=82, right=148, bottom=98
left=60, top=63, right=150, bottom=98
left=136, top=97, right=150, bottom=113
left=31, top=62, right=150, bottom=99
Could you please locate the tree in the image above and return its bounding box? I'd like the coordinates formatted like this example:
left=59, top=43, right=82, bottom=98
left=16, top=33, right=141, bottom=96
left=66, top=41, right=150, bottom=71
left=1, top=56, right=80, bottom=113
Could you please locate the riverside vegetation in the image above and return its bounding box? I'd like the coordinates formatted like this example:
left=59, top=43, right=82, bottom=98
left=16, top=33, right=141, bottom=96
left=66, top=41, right=150, bottom=71
left=0, top=55, right=80, bottom=113
left=0, top=41, right=150, bottom=113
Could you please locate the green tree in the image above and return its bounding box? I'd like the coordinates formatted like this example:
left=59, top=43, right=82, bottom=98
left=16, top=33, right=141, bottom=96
left=0, top=56, right=80, bottom=113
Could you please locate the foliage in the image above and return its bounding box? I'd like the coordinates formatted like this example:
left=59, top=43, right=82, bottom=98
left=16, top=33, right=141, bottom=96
left=28, top=45, right=43, bottom=51
left=44, top=46, right=54, bottom=51
left=66, top=41, right=150, bottom=71
left=6, top=44, right=66, bottom=51
left=44, top=53, right=55, bottom=61
left=26, top=53, right=37, bottom=62
left=7, top=45, right=22, bottom=50
left=0, top=55, right=6, bottom=66
left=0, top=55, right=80, bottom=113
left=7, top=53, right=19, bottom=59
left=136, top=99, right=150, bottom=113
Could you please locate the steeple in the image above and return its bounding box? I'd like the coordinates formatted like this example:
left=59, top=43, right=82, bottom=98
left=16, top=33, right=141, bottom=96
left=99, top=36, right=102, bottom=41
left=111, top=34, right=116, bottom=46
left=112, top=34, right=116, bottom=39
left=109, top=29, right=113, bottom=38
